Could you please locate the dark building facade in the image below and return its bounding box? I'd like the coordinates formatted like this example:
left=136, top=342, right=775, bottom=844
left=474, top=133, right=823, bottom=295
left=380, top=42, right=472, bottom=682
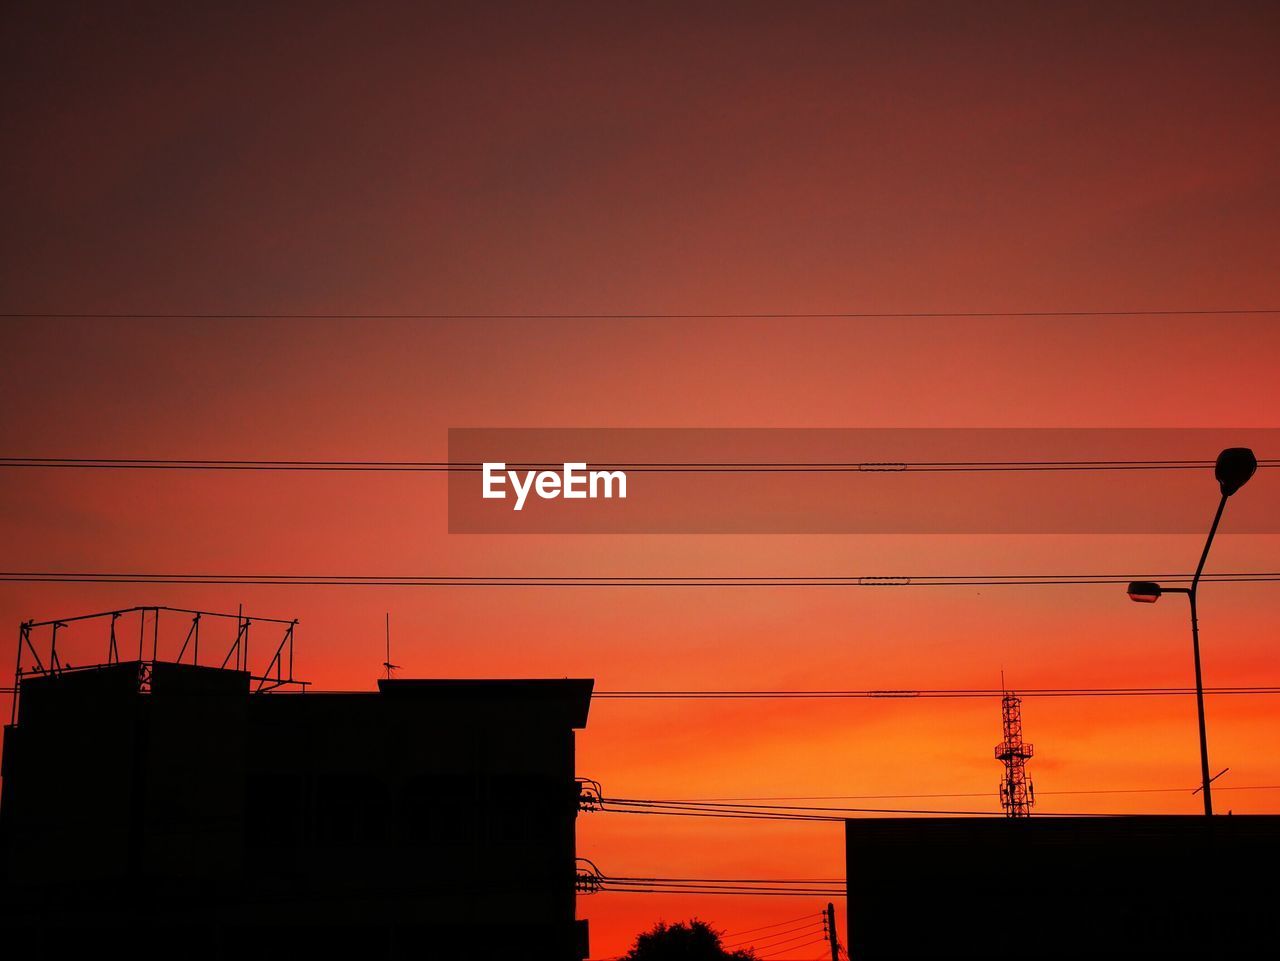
left=1, top=658, right=593, bottom=959
left=845, top=815, right=1280, bottom=959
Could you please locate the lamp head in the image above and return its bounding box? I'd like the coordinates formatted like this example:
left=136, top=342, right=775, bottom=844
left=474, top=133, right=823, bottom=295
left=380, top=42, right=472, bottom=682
left=1127, top=581, right=1162, bottom=603
left=1215, top=447, right=1257, bottom=497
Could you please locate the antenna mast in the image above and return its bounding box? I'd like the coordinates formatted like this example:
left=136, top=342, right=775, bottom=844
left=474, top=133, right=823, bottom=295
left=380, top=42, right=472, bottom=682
left=995, top=681, right=1035, bottom=817
left=382, top=612, right=400, bottom=680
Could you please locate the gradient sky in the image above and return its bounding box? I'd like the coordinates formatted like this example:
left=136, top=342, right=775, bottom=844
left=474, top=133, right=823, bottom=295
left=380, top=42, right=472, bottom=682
left=3, top=3, right=1279, bottom=957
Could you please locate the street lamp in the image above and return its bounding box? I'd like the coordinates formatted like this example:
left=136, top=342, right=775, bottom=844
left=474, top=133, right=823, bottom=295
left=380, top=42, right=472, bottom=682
left=1126, top=447, right=1257, bottom=816
left=1127, top=581, right=1162, bottom=603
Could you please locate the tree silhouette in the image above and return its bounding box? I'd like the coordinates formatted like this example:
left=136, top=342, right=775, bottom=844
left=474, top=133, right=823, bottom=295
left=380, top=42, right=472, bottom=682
left=620, top=919, right=758, bottom=960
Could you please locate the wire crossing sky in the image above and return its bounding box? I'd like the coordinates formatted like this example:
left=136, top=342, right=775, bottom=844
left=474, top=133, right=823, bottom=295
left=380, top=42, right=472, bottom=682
left=3, top=308, right=1280, bottom=318
left=2, top=456, right=1277, bottom=472
left=3, top=2, right=1280, bottom=953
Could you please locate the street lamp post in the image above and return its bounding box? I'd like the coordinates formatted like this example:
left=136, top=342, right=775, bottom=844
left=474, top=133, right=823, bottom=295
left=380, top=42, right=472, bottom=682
left=1126, top=447, right=1257, bottom=816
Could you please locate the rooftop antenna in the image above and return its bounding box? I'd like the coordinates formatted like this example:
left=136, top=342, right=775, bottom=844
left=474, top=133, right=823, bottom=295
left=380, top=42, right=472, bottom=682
left=382, top=612, right=400, bottom=680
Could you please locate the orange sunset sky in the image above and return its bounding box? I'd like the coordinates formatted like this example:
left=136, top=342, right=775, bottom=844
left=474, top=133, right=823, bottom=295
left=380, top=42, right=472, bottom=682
left=3, top=3, right=1280, bottom=957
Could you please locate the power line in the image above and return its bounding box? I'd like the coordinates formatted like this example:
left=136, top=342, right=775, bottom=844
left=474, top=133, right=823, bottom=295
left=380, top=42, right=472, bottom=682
left=605, top=875, right=846, bottom=885
left=733, top=929, right=830, bottom=953
left=595, top=796, right=1209, bottom=820
left=595, top=792, right=1277, bottom=822
left=605, top=797, right=1068, bottom=817
left=602, top=797, right=1022, bottom=819
left=19, top=683, right=1263, bottom=700
left=662, top=784, right=1280, bottom=802
left=723, top=920, right=826, bottom=948
left=604, top=886, right=843, bottom=894
left=597, top=872, right=847, bottom=896
left=722, top=914, right=824, bottom=938
left=4, top=308, right=1279, bottom=319
left=593, top=686, right=1280, bottom=700
left=757, top=939, right=831, bottom=959
left=598, top=804, right=1119, bottom=822
left=757, top=941, right=829, bottom=957
left=601, top=888, right=845, bottom=897
left=1, top=571, right=1277, bottom=588
left=577, top=858, right=841, bottom=897
left=8, top=684, right=1274, bottom=699
left=727, top=924, right=826, bottom=948
left=1, top=456, right=1276, bottom=473
left=597, top=805, right=849, bottom=823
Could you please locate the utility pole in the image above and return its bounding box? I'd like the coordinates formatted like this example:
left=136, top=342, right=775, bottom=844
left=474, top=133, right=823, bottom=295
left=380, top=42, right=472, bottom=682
left=825, top=901, right=842, bottom=961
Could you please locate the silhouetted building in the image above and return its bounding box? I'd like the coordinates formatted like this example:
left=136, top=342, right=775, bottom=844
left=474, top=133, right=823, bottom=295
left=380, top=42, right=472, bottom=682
left=1, top=655, right=593, bottom=960
left=845, top=815, right=1280, bottom=958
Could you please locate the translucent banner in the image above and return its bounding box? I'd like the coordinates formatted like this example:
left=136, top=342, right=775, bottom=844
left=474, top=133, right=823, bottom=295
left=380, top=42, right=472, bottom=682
left=447, top=428, right=1278, bottom=533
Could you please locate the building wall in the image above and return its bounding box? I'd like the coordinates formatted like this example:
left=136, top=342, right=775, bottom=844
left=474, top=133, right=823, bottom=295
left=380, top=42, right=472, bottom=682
left=1, top=664, right=592, bottom=960
left=844, top=815, right=1280, bottom=959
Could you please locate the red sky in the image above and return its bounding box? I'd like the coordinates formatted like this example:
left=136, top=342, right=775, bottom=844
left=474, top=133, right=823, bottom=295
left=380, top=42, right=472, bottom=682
left=2, top=3, right=1279, bottom=957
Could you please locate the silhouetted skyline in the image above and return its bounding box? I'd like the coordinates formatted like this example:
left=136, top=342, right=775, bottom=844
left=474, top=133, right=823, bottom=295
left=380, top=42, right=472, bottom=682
left=2, top=2, right=1278, bottom=954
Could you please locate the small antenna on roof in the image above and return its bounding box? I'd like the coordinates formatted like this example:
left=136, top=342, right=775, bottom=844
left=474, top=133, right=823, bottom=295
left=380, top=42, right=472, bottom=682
left=382, top=612, right=400, bottom=680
